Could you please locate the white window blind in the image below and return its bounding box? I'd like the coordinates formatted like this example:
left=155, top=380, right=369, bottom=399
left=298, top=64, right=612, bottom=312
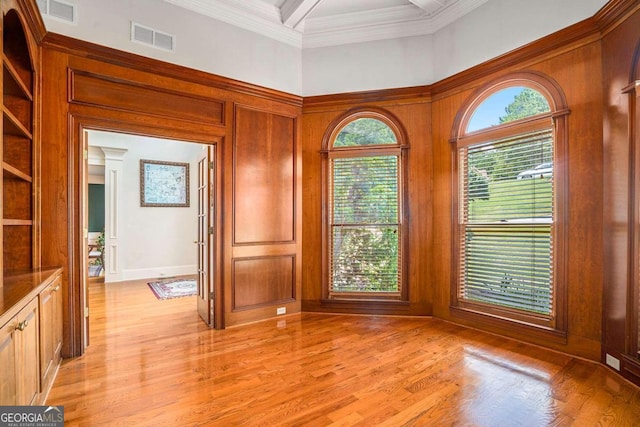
left=330, top=154, right=401, bottom=294
left=459, top=129, right=554, bottom=315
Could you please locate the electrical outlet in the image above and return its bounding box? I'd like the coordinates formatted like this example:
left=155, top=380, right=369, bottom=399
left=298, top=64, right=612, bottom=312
left=605, top=354, right=620, bottom=371
left=276, top=307, right=286, bottom=315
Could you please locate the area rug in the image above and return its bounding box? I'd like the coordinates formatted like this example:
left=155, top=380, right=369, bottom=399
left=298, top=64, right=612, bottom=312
left=147, top=278, right=197, bottom=300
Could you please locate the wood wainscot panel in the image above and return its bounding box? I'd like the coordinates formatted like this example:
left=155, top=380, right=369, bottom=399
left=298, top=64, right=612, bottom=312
left=232, top=255, right=295, bottom=311
left=69, top=70, right=224, bottom=125
left=233, top=106, right=296, bottom=245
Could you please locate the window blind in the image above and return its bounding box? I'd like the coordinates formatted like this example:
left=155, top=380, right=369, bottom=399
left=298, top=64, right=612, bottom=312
left=330, top=155, right=401, bottom=294
left=459, top=129, right=554, bottom=315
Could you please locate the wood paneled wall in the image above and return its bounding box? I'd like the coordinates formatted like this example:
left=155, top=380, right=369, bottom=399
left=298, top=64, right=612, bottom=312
left=39, top=35, right=302, bottom=356
left=302, top=92, right=433, bottom=315
left=300, top=3, right=640, bottom=362
left=602, top=2, right=640, bottom=386
left=430, top=40, right=605, bottom=360
left=227, top=105, right=301, bottom=325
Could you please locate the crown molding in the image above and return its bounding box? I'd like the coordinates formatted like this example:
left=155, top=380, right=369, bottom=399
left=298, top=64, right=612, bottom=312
left=281, top=0, right=322, bottom=29
left=303, top=85, right=431, bottom=112
left=594, top=0, right=640, bottom=35
left=302, top=0, right=487, bottom=48
left=431, top=17, right=601, bottom=97
left=303, top=5, right=424, bottom=33
left=163, top=0, right=303, bottom=47
left=426, top=0, right=488, bottom=33
left=18, top=0, right=48, bottom=43
left=408, top=0, right=440, bottom=14
left=303, top=18, right=431, bottom=49
left=163, top=0, right=488, bottom=50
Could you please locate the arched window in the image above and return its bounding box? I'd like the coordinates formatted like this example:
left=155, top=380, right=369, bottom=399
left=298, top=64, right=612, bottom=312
left=322, top=110, right=407, bottom=300
left=451, top=73, right=569, bottom=332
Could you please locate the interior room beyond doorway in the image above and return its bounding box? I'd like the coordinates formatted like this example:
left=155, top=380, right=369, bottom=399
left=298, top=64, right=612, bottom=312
left=86, top=130, right=205, bottom=285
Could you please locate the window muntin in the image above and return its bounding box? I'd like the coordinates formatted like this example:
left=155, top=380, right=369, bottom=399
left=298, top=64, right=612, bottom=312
left=326, top=114, right=404, bottom=299
left=454, top=80, right=564, bottom=329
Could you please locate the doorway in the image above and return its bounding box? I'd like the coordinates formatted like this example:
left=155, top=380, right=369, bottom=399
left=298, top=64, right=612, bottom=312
left=80, top=130, right=219, bottom=347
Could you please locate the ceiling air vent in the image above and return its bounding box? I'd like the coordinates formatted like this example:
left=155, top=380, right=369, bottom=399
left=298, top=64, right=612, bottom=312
left=36, top=0, right=77, bottom=24
left=131, top=22, right=175, bottom=52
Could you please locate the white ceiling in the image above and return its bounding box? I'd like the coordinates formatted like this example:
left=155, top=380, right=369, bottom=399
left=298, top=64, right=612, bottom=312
left=163, top=0, right=489, bottom=48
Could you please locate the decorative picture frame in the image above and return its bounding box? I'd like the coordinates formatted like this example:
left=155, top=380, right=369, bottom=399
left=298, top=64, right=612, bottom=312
left=140, top=159, right=190, bottom=207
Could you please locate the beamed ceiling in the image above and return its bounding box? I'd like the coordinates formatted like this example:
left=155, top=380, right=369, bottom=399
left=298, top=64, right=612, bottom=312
left=163, top=0, right=489, bottom=48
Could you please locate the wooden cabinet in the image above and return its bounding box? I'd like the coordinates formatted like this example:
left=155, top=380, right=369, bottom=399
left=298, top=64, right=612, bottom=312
left=39, top=274, right=62, bottom=393
left=0, top=312, right=17, bottom=404
left=0, top=269, right=62, bottom=405
left=0, top=296, right=39, bottom=406
left=16, top=297, right=39, bottom=405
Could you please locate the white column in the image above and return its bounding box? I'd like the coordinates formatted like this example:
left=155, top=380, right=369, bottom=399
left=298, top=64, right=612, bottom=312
left=101, top=147, right=128, bottom=283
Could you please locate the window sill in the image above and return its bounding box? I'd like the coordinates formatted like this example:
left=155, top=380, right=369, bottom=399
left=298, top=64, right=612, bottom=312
left=450, top=305, right=567, bottom=345
left=318, top=298, right=411, bottom=315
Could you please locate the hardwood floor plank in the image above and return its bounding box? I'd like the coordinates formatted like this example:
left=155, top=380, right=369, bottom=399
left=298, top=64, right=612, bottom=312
left=47, top=279, right=640, bottom=426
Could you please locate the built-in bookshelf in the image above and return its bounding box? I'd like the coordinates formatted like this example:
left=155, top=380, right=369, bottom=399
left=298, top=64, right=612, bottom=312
left=2, top=9, right=37, bottom=275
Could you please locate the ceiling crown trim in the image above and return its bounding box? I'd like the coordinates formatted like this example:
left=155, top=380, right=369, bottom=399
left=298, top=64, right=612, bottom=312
left=164, top=0, right=488, bottom=49
left=164, top=0, right=303, bottom=47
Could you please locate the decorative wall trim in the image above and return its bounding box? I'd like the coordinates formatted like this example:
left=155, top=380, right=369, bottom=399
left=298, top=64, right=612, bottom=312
left=101, top=147, right=128, bottom=283
left=165, top=0, right=300, bottom=47
left=18, top=0, right=47, bottom=43
left=232, top=105, right=297, bottom=246
left=303, top=85, right=431, bottom=112
left=108, top=169, right=118, bottom=240
left=69, top=70, right=225, bottom=126
left=431, top=0, right=640, bottom=97
left=304, top=1, right=640, bottom=111
left=595, top=0, right=640, bottom=35
left=164, top=0, right=489, bottom=49
left=302, top=0, right=489, bottom=49
left=41, top=32, right=303, bottom=107
left=431, top=18, right=602, bottom=97
left=231, top=255, right=296, bottom=311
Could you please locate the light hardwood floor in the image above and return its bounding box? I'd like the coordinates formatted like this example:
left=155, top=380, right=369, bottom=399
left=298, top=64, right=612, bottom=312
left=47, top=279, right=640, bottom=426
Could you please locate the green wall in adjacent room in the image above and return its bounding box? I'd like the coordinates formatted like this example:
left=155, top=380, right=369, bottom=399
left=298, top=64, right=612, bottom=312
left=89, top=184, right=105, bottom=233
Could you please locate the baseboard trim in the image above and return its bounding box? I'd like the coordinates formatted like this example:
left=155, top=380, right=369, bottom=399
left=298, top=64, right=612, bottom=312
left=118, top=265, right=197, bottom=282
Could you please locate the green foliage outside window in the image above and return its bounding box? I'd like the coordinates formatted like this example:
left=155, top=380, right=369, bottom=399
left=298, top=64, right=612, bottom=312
left=334, top=118, right=397, bottom=147
left=499, top=88, right=550, bottom=123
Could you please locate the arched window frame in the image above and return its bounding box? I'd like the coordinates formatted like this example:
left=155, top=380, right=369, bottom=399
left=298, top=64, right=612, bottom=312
left=450, top=72, right=570, bottom=336
left=321, top=108, right=409, bottom=302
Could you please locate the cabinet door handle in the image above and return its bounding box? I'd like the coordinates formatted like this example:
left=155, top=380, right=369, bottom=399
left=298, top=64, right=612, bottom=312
left=53, top=285, right=60, bottom=292
left=16, top=320, right=27, bottom=331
